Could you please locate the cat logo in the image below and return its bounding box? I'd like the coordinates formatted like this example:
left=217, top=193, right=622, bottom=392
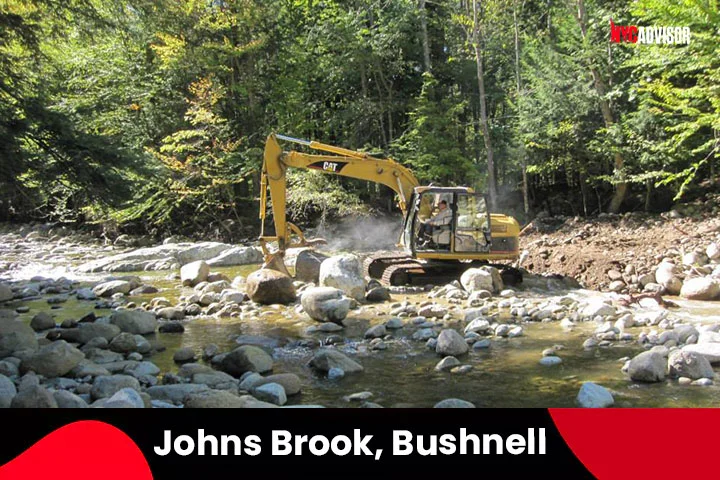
left=307, top=160, right=348, bottom=173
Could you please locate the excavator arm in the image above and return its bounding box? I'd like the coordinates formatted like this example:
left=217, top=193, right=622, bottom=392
left=259, top=133, right=419, bottom=273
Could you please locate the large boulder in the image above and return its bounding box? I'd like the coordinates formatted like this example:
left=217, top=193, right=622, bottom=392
left=680, top=277, right=720, bottom=301
left=435, top=329, right=469, bottom=356
left=22, top=341, right=84, bottom=378
left=0, top=284, right=12, bottom=303
left=628, top=351, right=666, bottom=382
left=576, top=382, right=614, bottom=408
left=181, top=260, right=210, bottom=287
left=301, top=287, right=351, bottom=323
left=295, top=249, right=329, bottom=284
left=668, top=350, right=714, bottom=380
left=655, top=261, right=682, bottom=295
left=309, top=349, right=363, bottom=374
left=93, top=280, right=132, bottom=297
left=682, top=343, right=720, bottom=364
left=60, top=323, right=121, bottom=344
left=246, top=269, right=296, bottom=305
left=110, top=309, right=157, bottom=334
left=319, top=254, right=365, bottom=301
left=206, top=246, right=263, bottom=267
left=0, top=319, right=38, bottom=358
left=0, top=374, right=17, bottom=408
left=220, top=345, right=273, bottom=377
left=461, top=267, right=502, bottom=294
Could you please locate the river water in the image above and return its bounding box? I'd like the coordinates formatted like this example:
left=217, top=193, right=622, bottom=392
left=9, top=259, right=720, bottom=408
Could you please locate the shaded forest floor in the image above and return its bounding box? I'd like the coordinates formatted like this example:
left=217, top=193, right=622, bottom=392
left=521, top=193, right=720, bottom=291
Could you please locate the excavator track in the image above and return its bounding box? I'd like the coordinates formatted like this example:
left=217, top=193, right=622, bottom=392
left=363, top=252, right=523, bottom=287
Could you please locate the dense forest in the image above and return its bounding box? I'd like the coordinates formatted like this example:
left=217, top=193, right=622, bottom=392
left=0, top=0, right=718, bottom=240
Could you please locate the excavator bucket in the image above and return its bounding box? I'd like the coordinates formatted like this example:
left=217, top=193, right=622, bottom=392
left=262, top=252, right=292, bottom=277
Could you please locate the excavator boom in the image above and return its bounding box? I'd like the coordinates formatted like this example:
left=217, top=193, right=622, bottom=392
left=259, top=133, right=418, bottom=269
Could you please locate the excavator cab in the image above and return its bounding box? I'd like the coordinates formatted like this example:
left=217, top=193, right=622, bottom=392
left=404, top=187, right=492, bottom=255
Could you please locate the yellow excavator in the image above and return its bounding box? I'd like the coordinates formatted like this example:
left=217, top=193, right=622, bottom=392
left=259, top=133, right=521, bottom=286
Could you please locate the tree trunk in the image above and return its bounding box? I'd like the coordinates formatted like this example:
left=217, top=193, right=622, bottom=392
left=419, top=0, right=432, bottom=72
left=574, top=0, right=627, bottom=213
left=513, top=0, right=529, bottom=215
left=472, top=0, right=497, bottom=208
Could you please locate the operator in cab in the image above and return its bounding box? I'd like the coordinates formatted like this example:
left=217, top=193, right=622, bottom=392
left=418, top=199, right=451, bottom=243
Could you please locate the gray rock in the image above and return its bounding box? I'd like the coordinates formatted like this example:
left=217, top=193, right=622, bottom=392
left=30, top=312, right=55, bottom=331
left=434, top=398, right=475, bottom=408
left=246, top=269, right=296, bottom=305
left=159, top=321, right=185, bottom=333
left=310, top=349, right=363, bottom=374
left=93, top=280, right=132, bottom=297
left=70, top=360, right=111, bottom=378
left=192, top=371, right=237, bottom=390
left=680, top=277, right=720, bottom=301
left=156, top=307, right=185, bottom=321
left=54, top=390, right=88, bottom=408
left=655, top=261, right=682, bottom=295
left=173, top=347, right=196, bottom=363
left=110, top=309, right=157, bottom=334
left=301, top=287, right=350, bottom=323
left=385, top=318, right=403, bottom=329
left=101, top=387, right=145, bottom=408
left=202, top=344, right=219, bottom=360
left=220, top=345, right=273, bottom=376
left=319, top=254, right=365, bottom=301
left=365, top=287, right=391, bottom=303
left=328, top=367, right=344, bottom=380
left=109, top=332, right=140, bottom=353
left=539, top=356, right=563, bottom=366
left=668, top=350, right=714, bottom=379
left=460, top=268, right=494, bottom=293
left=364, top=324, right=387, bottom=339
left=0, top=374, right=17, bottom=408
left=0, top=360, right=18, bottom=377
left=576, top=382, right=614, bottom=408
left=435, top=329, right=468, bottom=356
left=435, top=356, right=461, bottom=371
left=0, top=318, right=38, bottom=357
left=464, top=318, right=491, bottom=334
left=473, top=338, right=491, bottom=349
left=91, top=374, right=141, bottom=399
left=253, top=382, right=287, bottom=406
left=294, top=249, right=328, bottom=284
left=60, top=323, right=121, bottom=344
left=22, top=341, right=84, bottom=377
left=0, top=284, right=13, bottom=302
left=206, top=246, right=263, bottom=267
left=683, top=343, right=720, bottom=363
left=581, top=301, right=616, bottom=319
left=181, top=260, right=210, bottom=287
left=11, top=385, right=57, bottom=408
left=628, top=351, right=666, bottom=382
left=248, top=373, right=302, bottom=396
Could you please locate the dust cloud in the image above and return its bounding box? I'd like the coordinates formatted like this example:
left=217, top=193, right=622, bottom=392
left=307, top=215, right=403, bottom=253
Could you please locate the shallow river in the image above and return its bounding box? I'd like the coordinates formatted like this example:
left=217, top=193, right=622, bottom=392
left=11, top=262, right=720, bottom=408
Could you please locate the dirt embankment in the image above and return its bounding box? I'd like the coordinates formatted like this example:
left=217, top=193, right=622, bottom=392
left=520, top=210, right=720, bottom=292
